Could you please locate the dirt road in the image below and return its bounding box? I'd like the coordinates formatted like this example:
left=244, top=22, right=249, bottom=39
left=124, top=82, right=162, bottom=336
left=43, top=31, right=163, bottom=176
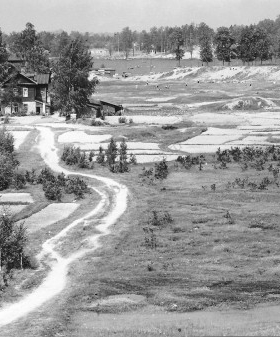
left=0, top=126, right=128, bottom=327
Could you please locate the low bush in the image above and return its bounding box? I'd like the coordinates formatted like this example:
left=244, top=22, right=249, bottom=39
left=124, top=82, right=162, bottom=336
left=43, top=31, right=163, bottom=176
left=118, top=116, right=127, bottom=124
left=13, top=172, right=26, bottom=189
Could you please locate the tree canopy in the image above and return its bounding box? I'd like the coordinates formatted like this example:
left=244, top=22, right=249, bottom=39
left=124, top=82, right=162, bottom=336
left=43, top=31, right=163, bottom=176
left=51, top=38, right=98, bottom=118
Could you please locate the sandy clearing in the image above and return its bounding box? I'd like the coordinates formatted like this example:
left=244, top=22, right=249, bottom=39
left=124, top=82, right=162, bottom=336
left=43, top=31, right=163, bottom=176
left=0, top=126, right=128, bottom=327
left=0, top=205, right=27, bottom=215
left=190, top=113, right=246, bottom=125
left=0, top=193, right=34, bottom=203
left=135, top=154, right=179, bottom=163
left=204, top=127, right=247, bottom=135
left=58, top=131, right=112, bottom=143
left=106, top=115, right=182, bottom=125
left=9, top=131, right=30, bottom=149
left=229, top=135, right=271, bottom=145
left=78, top=141, right=161, bottom=151
left=146, top=96, right=176, bottom=102
left=23, top=203, right=80, bottom=233
left=187, top=99, right=228, bottom=108
left=127, top=149, right=170, bottom=154
left=180, top=134, right=242, bottom=145
left=169, top=144, right=244, bottom=153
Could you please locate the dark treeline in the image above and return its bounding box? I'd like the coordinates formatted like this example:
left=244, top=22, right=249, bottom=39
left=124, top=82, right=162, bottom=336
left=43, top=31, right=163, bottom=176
left=1, top=15, right=280, bottom=64
left=2, top=15, right=280, bottom=64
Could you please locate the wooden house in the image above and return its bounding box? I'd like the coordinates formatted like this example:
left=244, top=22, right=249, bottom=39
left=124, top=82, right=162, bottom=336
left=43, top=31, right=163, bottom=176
left=1, top=72, right=51, bottom=115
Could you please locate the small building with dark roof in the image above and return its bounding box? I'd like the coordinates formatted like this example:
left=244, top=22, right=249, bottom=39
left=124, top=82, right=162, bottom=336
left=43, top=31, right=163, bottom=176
left=87, top=99, right=123, bottom=118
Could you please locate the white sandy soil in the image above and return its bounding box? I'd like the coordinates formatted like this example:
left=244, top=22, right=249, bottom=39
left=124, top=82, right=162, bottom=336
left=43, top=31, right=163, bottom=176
left=9, top=131, right=30, bottom=149
left=0, top=193, right=34, bottom=203
left=0, top=126, right=128, bottom=327
left=23, top=203, right=80, bottom=233
left=58, top=131, right=112, bottom=143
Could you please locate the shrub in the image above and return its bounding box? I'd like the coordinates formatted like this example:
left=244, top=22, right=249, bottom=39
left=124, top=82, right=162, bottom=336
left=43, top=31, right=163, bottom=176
left=154, top=158, right=168, bottom=180
left=129, top=153, right=137, bottom=165
left=96, top=146, right=105, bottom=164
left=0, top=213, right=29, bottom=285
left=148, top=210, right=173, bottom=228
left=129, top=118, right=133, bottom=124
left=61, top=146, right=82, bottom=166
left=25, top=169, right=37, bottom=184
left=118, top=116, right=127, bottom=124
left=37, top=167, right=56, bottom=184
left=88, top=151, right=95, bottom=162
left=106, top=138, right=118, bottom=166
left=65, top=177, right=88, bottom=199
left=44, top=182, right=62, bottom=201
left=0, top=127, right=14, bottom=154
left=13, top=172, right=26, bottom=189
left=0, top=153, right=18, bottom=190
left=77, top=151, right=90, bottom=169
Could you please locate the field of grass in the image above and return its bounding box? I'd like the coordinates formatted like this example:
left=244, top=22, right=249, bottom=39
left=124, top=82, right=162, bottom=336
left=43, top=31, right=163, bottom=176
left=3, top=67, right=280, bottom=336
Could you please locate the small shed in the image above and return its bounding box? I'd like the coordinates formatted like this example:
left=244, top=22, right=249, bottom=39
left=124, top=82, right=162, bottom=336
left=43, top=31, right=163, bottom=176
left=87, top=99, right=123, bottom=118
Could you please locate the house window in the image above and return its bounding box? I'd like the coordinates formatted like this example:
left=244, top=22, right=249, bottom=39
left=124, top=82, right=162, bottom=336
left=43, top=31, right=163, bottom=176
left=23, top=88, right=28, bottom=97
left=14, top=105, right=18, bottom=113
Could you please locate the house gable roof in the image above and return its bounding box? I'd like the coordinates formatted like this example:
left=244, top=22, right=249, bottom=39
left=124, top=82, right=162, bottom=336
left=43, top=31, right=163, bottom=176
left=3, top=72, right=51, bottom=86
left=3, top=72, right=37, bottom=86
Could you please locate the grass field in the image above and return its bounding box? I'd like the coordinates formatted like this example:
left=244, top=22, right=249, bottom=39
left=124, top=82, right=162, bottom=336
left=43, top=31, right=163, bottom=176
left=2, top=66, right=280, bottom=336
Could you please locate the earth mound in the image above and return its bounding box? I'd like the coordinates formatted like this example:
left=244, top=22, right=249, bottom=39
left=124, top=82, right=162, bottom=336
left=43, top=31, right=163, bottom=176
left=220, top=96, right=277, bottom=111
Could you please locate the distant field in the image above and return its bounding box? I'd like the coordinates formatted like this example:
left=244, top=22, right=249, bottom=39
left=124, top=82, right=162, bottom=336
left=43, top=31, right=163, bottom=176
left=93, top=58, right=280, bottom=76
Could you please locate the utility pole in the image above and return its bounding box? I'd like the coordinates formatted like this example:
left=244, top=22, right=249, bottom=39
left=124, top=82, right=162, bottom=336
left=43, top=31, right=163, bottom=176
left=114, top=33, right=120, bottom=56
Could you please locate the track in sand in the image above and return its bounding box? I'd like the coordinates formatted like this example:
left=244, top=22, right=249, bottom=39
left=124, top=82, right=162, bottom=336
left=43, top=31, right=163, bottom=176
left=0, top=126, right=128, bottom=327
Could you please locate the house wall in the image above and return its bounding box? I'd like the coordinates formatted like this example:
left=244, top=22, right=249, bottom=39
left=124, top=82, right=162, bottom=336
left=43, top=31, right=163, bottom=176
left=24, top=102, right=36, bottom=114
left=21, top=87, right=36, bottom=102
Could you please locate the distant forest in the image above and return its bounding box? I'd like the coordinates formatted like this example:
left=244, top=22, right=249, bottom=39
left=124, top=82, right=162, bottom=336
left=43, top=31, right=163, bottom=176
left=3, top=15, right=280, bottom=64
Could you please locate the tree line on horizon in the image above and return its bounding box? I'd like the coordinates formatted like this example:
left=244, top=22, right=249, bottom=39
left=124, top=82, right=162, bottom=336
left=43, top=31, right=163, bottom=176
left=0, top=16, right=280, bottom=119
left=2, top=16, right=280, bottom=64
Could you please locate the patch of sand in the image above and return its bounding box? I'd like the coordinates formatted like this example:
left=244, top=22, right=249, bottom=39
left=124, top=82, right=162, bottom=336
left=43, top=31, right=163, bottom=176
left=190, top=113, right=246, bottom=125
left=0, top=205, right=27, bottom=215
left=106, top=115, right=182, bottom=125
left=135, top=154, right=179, bottom=163
left=23, top=203, right=80, bottom=233
left=0, top=193, right=34, bottom=203
left=181, top=134, right=242, bottom=145
left=146, top=96, right=176, bottom=102
left=9, top=131, right=30, bottom=149
left=80, top=142, right=161, bottom=151
left=58, top=131, right=112, bottom=143
left=169, top=144, right=243, bottom=153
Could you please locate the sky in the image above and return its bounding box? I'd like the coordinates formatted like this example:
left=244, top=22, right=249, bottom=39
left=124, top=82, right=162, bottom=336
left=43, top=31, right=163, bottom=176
left=0, top=0, right=280, bottom=33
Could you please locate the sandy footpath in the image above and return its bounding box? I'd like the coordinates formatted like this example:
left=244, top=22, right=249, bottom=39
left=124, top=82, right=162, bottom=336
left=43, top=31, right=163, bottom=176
left=0, top=126, right=128, bottom=327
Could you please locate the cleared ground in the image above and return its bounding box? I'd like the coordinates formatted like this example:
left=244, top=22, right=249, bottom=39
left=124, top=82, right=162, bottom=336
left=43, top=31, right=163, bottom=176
left=2, top=66, right=280, bottom=336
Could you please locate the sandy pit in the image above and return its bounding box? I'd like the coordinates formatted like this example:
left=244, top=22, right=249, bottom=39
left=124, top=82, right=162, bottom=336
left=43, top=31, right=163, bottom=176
left=0, top=205, right=27, bottom=215
left=0, top=193, right=34, bottom=204
left=23, top=203, right=80, bottom=233
left=58, top=131, right=112, bottom=143
left=9, top=131, right=30, bottom=149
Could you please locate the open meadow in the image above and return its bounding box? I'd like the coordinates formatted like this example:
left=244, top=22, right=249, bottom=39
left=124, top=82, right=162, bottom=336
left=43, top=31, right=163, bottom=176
left=1, top=65, right=280, bottom=336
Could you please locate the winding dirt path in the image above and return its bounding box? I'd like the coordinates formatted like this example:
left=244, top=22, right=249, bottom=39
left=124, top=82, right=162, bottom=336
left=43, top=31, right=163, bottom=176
left=0, top=126, right=128, bottom=326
